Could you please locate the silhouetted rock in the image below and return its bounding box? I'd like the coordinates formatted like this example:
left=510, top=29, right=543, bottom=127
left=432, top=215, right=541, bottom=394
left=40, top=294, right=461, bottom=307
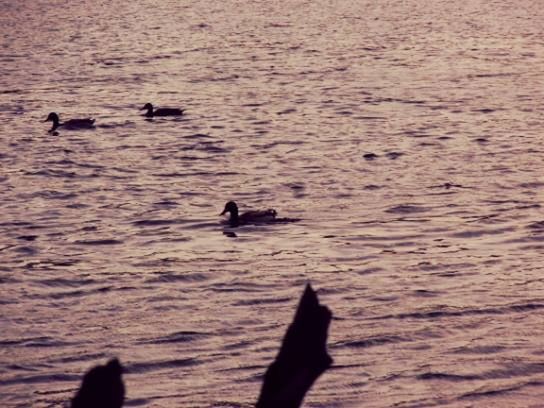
left=256, top=283, right=333, bottom=408
left=69, top=285, right=332, bottom=408
left=71, top=358, right=125, bottom=408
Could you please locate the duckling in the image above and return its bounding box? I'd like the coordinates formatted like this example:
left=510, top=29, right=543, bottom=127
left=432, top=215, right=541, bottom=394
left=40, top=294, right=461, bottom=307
left=141, top=103, right=184, bottom=117
left=44, top=112, right=95, bottom=133
left=221, top=201, right=277, bottom=227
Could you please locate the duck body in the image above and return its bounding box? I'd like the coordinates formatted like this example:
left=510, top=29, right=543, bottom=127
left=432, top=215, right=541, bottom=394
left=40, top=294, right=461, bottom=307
left=45, top=112, right=95, bottom=132
left=221, top=201, right=278, bottom=227
left=141, top=103, right=184, bottom=117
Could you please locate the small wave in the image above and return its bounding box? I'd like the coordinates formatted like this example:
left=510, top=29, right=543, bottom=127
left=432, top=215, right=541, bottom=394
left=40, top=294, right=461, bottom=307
left=452, top=345, right=506, bottom=354
left=0, top=336, right=73, bottom=348
left=386, top=204, right=429, bottom=214
left=181, top=142, right=229, bottom=153
left=133, top=219, right=176, bottom=227
left=334, top=335, right=407, bottom=349
left=24, top=169, right=99, bottom=179
left=428, top=182, right=464, bottom=190
left=417, top=372, right=480, bottom=381
left=0, top=89, right=23, bottom=94
left=469, top=72, right=516, bottom=79
left=233, top=296, right=291, bottom=306
left=527, top=221, right=544, bottom=231
left=96, top=120, right=135, bottom=129
left=126, top=358, right=200, bottom=374
left=385, top=151, right=404, bottom=160
left=32, top=190, right=78, bottom=200
left=145, top=271, right=208, bottom=283
left=14, top=246, right=38, bottom=255
left=153, top=200, right=179, bottom=206
left=256, top=140, right=305, bottom=149
left=449, top=226, right=514, bottom=239
left=374, top=302, right=544, bottom=320
left=277, top=108, right=296, bottom=115
left=47, top=159, right=104, bottom=170
left=153, top=171, right=238, bottom=177
left=185, top=133, right=213, bottom=139
left=0, top=373, right=78, bottom=387
left=41, top=286, right=111, bottom=300
left=473, top=108, right=497, bottom=114
left=73, top=239, right=123, bottom=245
left=459, top=380, right=544, bottom=401
left=37, top=277, right=96, bottom=288
left=17, top=235, right=37, bottom=241
left=138, top=331, right=210, bottom=345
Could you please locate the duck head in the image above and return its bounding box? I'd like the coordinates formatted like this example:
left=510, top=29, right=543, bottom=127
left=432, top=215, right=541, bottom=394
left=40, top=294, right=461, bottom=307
left=44, top=112, right=60, bottom=131
left=45, top=112, right=59, bottom=124
left=221, top=201, right=239, bottom=226
left=141, top=103, right=154, bottom=116
left=221, top=201, right=239, bottom=217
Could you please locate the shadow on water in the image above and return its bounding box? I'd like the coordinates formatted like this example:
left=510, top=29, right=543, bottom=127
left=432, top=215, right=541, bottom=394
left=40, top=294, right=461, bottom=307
left=70, top=283, right=332, bottom=408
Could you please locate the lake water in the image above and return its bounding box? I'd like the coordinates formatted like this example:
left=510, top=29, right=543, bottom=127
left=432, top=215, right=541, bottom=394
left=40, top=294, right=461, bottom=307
left=1, top=0, right=544, bottom=406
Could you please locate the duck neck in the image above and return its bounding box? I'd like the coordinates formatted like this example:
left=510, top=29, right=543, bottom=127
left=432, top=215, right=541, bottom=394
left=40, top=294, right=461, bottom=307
left=145, top=106, right=154, bottom=117
left=229, top=208, right=239, bottom=226
left=50, top=118, right=60, bottom=132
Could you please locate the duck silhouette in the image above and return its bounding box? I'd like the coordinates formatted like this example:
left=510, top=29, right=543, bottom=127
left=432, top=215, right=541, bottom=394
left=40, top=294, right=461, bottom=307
left=221, top=201, right=278, bottom=227
left=141, top=103, right=184, bottom=118
left=44, top=112, right=95, bottom=133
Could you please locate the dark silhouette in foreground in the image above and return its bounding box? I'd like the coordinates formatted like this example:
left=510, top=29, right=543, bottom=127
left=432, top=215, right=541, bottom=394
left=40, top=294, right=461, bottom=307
left=141, top=102, right=184, bottom=117
left=256, top=283, right=333, bottom=408
left=44, top=112, right=96, bottom=133
left=70, top=284, right=331, bottom=408
left=71, top=358, right=125, bottom=408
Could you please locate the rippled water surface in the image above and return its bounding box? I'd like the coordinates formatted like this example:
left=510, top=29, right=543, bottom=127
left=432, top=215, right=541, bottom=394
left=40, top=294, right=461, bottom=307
left=1, top=0, right=544, bottom=406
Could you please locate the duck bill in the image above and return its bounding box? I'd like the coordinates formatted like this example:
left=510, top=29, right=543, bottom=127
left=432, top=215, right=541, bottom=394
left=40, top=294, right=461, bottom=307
left=220, top=210, right=227, bottom=215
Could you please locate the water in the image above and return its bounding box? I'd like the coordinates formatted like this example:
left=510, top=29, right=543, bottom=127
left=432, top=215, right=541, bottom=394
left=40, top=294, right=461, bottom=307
left=1, top=0, right=544, bottom=406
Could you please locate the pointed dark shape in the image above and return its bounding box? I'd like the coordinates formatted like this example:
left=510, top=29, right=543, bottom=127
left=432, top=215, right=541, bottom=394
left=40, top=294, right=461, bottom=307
left=256, top=283, right=333, bottom=408
left=71, top=358, right=125, bottom=408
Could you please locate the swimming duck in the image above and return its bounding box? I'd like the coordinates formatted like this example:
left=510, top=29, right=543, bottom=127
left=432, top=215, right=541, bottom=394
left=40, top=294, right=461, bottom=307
left=44, top=112, right=95, bottom=132
left=221, top=201, right=278, bottom=227
left=141, top=103, right=184, bottom=117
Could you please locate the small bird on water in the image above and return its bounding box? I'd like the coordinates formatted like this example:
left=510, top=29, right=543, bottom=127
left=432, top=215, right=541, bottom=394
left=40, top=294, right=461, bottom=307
left=141, top=103, right=184, bottom=118
left=221, top=201, right=278, bottom=227
left=44, top=112, right=96, bottom=133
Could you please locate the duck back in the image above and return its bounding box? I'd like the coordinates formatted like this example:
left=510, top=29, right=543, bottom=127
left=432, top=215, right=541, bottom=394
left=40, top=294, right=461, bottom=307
left=62, top=118, right=96, bottom=129
left=153, top=107, right=184, bottom=117
left=239, top=209, right=277, bottom=224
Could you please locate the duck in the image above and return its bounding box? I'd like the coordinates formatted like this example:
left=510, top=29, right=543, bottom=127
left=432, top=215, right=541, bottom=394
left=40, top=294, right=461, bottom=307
left=141, top=103, right=184, bottom=118
left=221, top=201, right=278, bottom=227
left=44, top=112, right=95, bottom=133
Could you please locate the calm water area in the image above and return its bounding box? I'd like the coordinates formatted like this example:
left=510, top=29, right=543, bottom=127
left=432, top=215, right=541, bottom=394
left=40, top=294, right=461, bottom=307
left=1, top=0, right=544, bottom=406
